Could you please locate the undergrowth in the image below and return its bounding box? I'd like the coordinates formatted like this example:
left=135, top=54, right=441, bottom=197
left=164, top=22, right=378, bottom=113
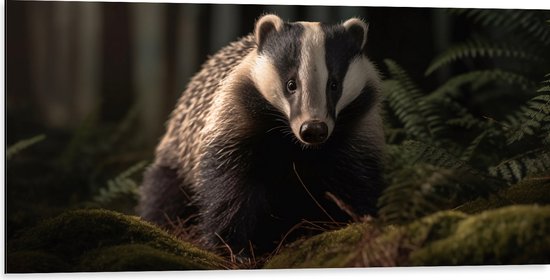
left=378, top=8, right=550, bottom=225
left=6, top=104, right=152, bottom=238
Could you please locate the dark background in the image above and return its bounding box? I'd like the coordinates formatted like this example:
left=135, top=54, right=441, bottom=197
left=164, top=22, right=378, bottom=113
left=6, top=1, right=466, bottom=145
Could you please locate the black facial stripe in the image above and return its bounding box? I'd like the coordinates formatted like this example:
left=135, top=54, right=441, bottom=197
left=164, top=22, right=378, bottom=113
left=337, top=83, right=377, bottom=123
left=322, top=24, right=363, bottom=118
left=259, top=23, right=305, bottom=122
left=260, top=23, right=304, bottom=81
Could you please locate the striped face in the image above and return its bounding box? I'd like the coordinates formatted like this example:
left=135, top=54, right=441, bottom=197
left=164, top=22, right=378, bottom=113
left=251, top=15, right=378, bottom=146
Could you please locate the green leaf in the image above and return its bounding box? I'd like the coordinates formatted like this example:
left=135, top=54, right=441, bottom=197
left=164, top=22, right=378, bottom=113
left=7, top=134, right=46, bottom=160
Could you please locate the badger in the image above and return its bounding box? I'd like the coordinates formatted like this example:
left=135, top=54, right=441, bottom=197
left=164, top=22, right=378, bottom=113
left=138, top=14, right=385, bottom=256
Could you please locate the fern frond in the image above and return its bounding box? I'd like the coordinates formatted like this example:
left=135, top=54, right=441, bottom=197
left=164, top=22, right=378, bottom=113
left=93, top=178, right=139, bottom=205
left=426, top=39, right=540, bottom=76
left=488, top=150, right=550, bottom=184
left=7, top=134, right=46, bottom=160
left=452, top=9, right=550, bottom=45
left=379, top=163, right=495, bottom=225
left=446, top=114, right=486, bottom=130
left=505, top=93, right=550, bottom=144
left=117, top=160, right=149, bottom=179
left=384, top=59, right=423, bottom=93
left=381, top=141, right=508, bottom=224
left=379, top=164, right=457, bottom=224
left=544, top=130, right=550, bottom=145
left=383, top=60, right=447, bottom=140
left=402, top=140, right=505, bottom=186
left=402, top=140, right=467, bottom=170
left=460, top=131, right=487, bottom=162
left=384, top=127, right=407, bottom=144
left=383, top=80, right=431, bottom=140
left=429, top=70, right=536, bottom=100
left=383, top=142, right=461, bottom=175
left=91, top=160, right=149, bottom=206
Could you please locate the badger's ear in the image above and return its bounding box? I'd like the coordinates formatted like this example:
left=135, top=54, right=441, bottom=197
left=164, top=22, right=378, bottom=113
left=254, top=14, right=283, bottom=50
left=343, top=18, right=369, bottom=51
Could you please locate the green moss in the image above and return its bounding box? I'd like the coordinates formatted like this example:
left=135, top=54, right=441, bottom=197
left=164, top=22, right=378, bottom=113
left=410, top=205, right=550, bottom=265
left=265, top=212, right=475, bottom=269
left=265, top=205, right=549, bottom=268
left=7, top=209, right=227, bottom=272
left=79, top=244, right=213, bottom=271
left=8, top=205, right=550, bottom=271
left=264, top=223, right=369, bottom=268
left=405, top=211, right=468, bottom=245
left=457, top=172, right=550, bottom=214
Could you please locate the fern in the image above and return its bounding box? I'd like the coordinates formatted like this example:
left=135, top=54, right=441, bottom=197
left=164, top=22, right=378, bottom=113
left=425, top=39, right=540, bottom=76
left=380, top=141, right=508, bottom=225
left=384, top=127, right=407, bottom=144
left=489, top=150, right=550, bottom=184
left=379, top=165, right=453, bottom=224
left=379, top=9, right=550, bottom=225
left=7, top=134, right=46, bottom=160
left=505, top=78, right=550, bottom=144
left=429, top=70, right=535, bottom=100
left=379, top=163, right=493, bottom=225
left=446, top=113, right=486, bottom=130
left=383, top=80, right=430, bottom=140
left=383, top=60, right=446, bottom=140
left=460, top=131, right=488, bottom=162
left=452, top=9, right=550, bottom=45
left=462, top=9, right=528, bottom=29
left=91, top=160, right=149, bottom=206
left=400, top=140, right=465, bottom=169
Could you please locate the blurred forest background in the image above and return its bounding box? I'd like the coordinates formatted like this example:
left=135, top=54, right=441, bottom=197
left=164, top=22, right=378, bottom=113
left=6, top=0, right=550, bottom=244
left=7, top=1, right=458, bottom=142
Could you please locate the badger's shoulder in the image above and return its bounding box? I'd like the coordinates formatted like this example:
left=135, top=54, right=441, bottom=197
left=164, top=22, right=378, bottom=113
left=175, top=34, right=257, bottom=119
left=187, top=35, right=257, bottom=96
left=155, top=35, right=257, bottom=171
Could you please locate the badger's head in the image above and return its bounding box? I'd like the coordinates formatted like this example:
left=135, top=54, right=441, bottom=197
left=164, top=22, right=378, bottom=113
left=251, top=14, right=379, bottom=147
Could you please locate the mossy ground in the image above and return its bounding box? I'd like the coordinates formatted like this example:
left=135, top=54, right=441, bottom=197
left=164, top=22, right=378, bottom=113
left=456, top=174, right=550, bottom=214
left=264, top=173, right=550, bottom=269
left=265, top=205, right=550, bottom=268
left=410, top=205, right=550, bottom=265
left=263, top=223, right=371, bottom=268
left=7, top=173, right=550, bottom=272
left=6, top=209, right=229, bottom=272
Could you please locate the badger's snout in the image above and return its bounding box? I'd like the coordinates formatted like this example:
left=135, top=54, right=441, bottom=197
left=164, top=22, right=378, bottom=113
left=299, top=120, right=328, bottom=144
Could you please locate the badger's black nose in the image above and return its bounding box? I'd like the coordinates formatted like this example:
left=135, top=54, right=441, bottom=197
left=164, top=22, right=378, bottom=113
left=300, top=121, right=328, bottom=144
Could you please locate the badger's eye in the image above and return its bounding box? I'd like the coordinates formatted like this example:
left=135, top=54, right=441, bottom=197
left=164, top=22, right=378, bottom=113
left=329, top=80, right=339, bottom=91
left=286, top=79, right=297, bottom=94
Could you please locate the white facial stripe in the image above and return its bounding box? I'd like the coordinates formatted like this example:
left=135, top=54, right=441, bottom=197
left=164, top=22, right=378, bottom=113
left=287, top=23, right=335, bottom=143
left=297, top=23, right=329, bottom=120
left=336, top=56, right=378, bottom=115
left=251, top=53, right=290, bottom=116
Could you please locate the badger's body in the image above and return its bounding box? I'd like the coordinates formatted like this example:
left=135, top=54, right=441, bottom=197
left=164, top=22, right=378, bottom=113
left=139, top=15, right=385, bottom=256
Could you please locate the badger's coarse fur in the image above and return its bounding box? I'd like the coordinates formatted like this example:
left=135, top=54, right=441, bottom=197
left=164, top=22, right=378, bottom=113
left=139, top=14, right=385, bottom=256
